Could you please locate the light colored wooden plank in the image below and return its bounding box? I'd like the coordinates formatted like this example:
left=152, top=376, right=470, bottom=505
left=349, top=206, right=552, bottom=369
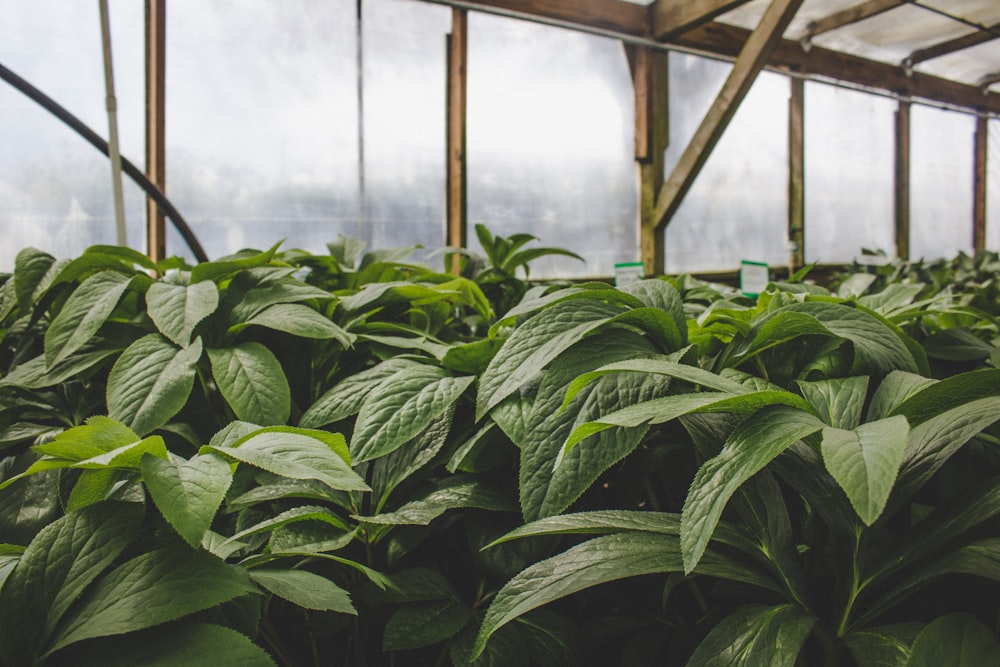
left=907, top=22, right=1000, bottom=67
left=652, top=0, right=805, bottom=231
left=974, top=115, right=987, bottom=253
left=456, top=0, right=648, bottom=37
left=145, top=0, right=166, bottom=263
left=446, top=8, right=468, bottom=269
left=806, top=0, right=904, bottom=38
left=894, top=100, right=910, bottom=261
left=651, top=0, right=751, bottom=39
left=788, top=75, right=804, bottom=270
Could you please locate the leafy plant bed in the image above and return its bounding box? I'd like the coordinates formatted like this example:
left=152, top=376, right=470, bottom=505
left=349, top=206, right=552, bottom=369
left=1, top=236, right=999, bottom=666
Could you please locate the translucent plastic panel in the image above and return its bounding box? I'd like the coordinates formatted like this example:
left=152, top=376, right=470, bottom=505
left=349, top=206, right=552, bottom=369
left=910, top=105, right=975, bottom=261
left=467, top=13, right=637, bottom=279
left=167, top=0, right=359, bottom=261
left=0, top=1, right=145, bottom=269
left=665, top=54, right=789, bottom=273
left=987, top=119, right=1000, bottom=250
left=361, top=0, right=450, bottom=259
left=804, top=83, right=894, bottom=263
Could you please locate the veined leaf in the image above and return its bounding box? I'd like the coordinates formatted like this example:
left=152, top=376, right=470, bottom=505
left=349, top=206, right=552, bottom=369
left=208, top=343, right=291, bottom=425
left=796, top=376, right=869, bottom=429
left=146, top=279, right=219, bottom=346
left=844, top=623, right=922, bottom=667
left=14, top=247, right=55, bottom=311
left=352, top=365, right=474, bottom=463
left=230, top=275, right=333, bottom=321
left=356, top=477, right=515, bottom=526
left=0, top=346, right=121, bottom=390
left=681, top=405, right=825, bottom=573
left=383, top=601, right=471, bottom=651
left=0, top=502, right=143, bottom=665
left=0, top=545, right=23, bottom=591
left=891, top=368, right=1000, bottom=426
left=249, top=569, right=355, bottom=614
left=236, top=303, right=353, bottom=347
left=32, top=416, right=139, bottom=461
left=47, top=545, right=259, bottom=654
left=821, top=415, right=909, bottom=525
left=906, top=614, right=1000, bottom=666
left=107, top=334, right=203, bottom=436
left=142, top=452, right=233, bottom=548
left=190, top=242, right=281, bottom=283
left=477, top=299, right=626, bottom=419
left=63, top=622, right=276, bottom=667
left=225, top=505, right=351, bottom=545
left=685, top=603, right=815, bottom=667
left=44, top=271, right=134, bottom=369
left=867, top=371, right=936, bottom=422
left=206, top=429, right=368, bottom=492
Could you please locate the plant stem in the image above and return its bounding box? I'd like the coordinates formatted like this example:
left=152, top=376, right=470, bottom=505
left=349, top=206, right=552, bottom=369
left=835, top=525, right=864, bottom=637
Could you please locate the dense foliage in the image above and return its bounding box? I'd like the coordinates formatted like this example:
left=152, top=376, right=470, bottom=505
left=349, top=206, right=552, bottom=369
left=1, top=236, right=999, bottom=666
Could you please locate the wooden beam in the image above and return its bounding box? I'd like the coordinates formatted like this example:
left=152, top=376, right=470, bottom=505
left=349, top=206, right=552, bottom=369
left=651, top=0, right=751, bottom=40
left=671, top=21, right=1000, bottom=115
left=145, top=0, right=167, bottom=263
left=907, top=22, right=1000, bottom=67
left=652, top=0, right=805, bottom=231
left=788, top=75, right=804, bottom=269
left=973, top=115, right=987, bottom=254
left=894, top=100, right=910, bottom=260
left=628, top=45, right=669, bottom=275
left=806, top=0, right=905, bottom=38
left=446, top=8, right=468, bottom=270
left=453, top=0, right=648, bottom=37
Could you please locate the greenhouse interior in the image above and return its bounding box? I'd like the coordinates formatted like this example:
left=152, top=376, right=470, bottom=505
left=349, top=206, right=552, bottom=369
left=3, top=1, right=1000, bottom=665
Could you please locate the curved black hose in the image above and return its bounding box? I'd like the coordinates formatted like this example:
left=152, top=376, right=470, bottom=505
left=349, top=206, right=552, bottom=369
left=0, top=60, right=209, bottom=263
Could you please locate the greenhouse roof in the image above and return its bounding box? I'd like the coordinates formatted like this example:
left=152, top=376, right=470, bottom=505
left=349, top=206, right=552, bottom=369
left=448, top=0, right=1000, bottom=115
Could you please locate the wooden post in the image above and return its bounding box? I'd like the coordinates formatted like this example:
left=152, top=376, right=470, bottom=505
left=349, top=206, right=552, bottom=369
left=894, top=99, right=910, bottom=261
left=628, top=45, right=669, bottom=276
left=973, top=115, right=987, bottom=254
left=145, top=0, right=167, bottom=263
left=446, top=8, right=468, bottom=273
left=788, top=75, right=804, bottom=271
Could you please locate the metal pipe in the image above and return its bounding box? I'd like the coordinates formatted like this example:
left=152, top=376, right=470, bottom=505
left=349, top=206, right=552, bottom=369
left=0, top=61, right=209, bottom=262
left=98, top=0, right=127, bottom=247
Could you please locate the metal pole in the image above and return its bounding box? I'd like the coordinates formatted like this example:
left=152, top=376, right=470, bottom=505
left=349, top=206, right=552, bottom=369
left=99, top=0, right=128, bottom=247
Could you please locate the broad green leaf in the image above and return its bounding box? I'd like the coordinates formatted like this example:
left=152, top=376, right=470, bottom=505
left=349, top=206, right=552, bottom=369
left=0, top=346, right=120, bottom=390
left=208, top=343, right=291, bottom=425
left=906, top=614, right=1000, bottom=667
left=226, top=477, right=339, bottom=509
left=681, top=405, right=825, bottom=573
left=357, top=477, right=515, bottom=526
left=352, top=365, right=474, bottom=462
left=146, top=279, right=219, bottom=346
left=838, top=272, right=878, bottom=298
left=83, top=244, right=160, bottom=271
left=47, top=545, right=259, bottom=654
left=821, top=415, right=909, bottom=525
left=685, top=604, right=815, bottom=667
left=72, top=435, right=168, bottom=469
left=473, top=533, right=681, bottom=657
left=0, top=545, right=23, bottom=591
left=229, top=275, right=333, bottom=321
left=563, top=390, right=815, bottom=455
left=371, top=405, right=455, bottom=508
left=383, top=601, right=471, bottom=651
left=563, top=358, right=749, bottom=407
left=893, top=396, right=1000, bottom=503
left=65, top=622, right=276, bottom=667
left=0, top=502, right=143, bottom=665
left=66, top=468, right=124, bottom=511
left=13, top=247, right=55, bottom=310
left=44, top=271, right=134, bottom=369
left=867, top=371, right=936, bottom=422
left=142, top=452, right=233, bottom=548
left=796, top=376, right=869, bottom=429
left=0, top=466, right=62, bottom=545
left=32, top=416, right=139, bottom=461
left=473, top=532, right=770, bottom=659
left=207, top=429, right=368, bottom=492
left=249, top=569, right=355, bottom=614
left=477, top=299, right=626, bottom=419
left=190, top=242, right=281, bottom=283
left=225, top=505, right=351, bottom=544
left=107, top=334, right=203, bottom=436
left=923, top=328, right=994, bottom=361
left=267, top=521, right=355, bottom=554
left=620, top=278, right=685, bottom=324
left=237, top=302, right=353, bottom=347
left=844, top=623, right=922, bottom=667
left=891, top=369, right=1000, bottom=426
